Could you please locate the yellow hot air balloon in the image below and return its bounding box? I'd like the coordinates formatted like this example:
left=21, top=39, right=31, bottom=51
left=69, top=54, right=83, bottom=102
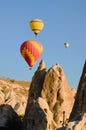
left=29, top=18, right=44, bottom=36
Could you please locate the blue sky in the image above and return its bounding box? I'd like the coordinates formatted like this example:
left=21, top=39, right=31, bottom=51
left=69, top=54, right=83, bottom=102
left=0, top=0, right=86, bottom=89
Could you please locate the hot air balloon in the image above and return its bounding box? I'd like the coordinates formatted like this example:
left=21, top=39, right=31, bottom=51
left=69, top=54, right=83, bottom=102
left=64, top=42, right=69, bottom=48
left=20, top=40, right=43, bottom=69
left=29, top=18, right=44, bottom=36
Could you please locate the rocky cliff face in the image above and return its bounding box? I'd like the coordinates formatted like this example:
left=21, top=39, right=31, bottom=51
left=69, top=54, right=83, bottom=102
left=22, top=60, right=76, bottom=130
left=65, top=60, right=86, bottom=130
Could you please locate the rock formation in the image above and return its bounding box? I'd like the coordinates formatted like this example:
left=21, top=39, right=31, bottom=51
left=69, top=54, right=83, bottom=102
left=65, top=60, right=86, bottom=130
left=0, top=59, right=80, bottom=130
left=22, top=60, right=76, bottom=130
left=0, top=79, right=30, bottom=116
left=0, top=104, right=22, bottom=130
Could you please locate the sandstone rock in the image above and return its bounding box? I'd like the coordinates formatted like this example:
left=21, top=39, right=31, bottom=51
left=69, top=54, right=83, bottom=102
left=25, top=59, right=46, bottom=109
left=69, top=60, right=86, bottom=120
left=23, top=97, right=57, bottom=130
left=0, top=59, right=78, bottom=130
left=0, top=78, right=29, bottom=116
left=37, top=97, right=57, bottom=130
left=23, top=60, right=76, bottom=130
left=65, top=113, right=86, bottom=130
left=0, top=91, right=4, bottom=104
left=0, top=104, right=22, bottom=130
left=41, top=64, right=75, bottom=128
left=65, top=60, right=86, bottom=130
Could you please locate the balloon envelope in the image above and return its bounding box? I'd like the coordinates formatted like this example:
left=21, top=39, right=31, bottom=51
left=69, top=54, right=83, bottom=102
left=64, top=42, right=69, bottom=48
left=29, top=18, right=44, bottom=35
left=20, top=40, right=43, bottom=68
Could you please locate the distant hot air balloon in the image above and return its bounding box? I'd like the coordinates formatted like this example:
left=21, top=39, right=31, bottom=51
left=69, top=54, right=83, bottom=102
left=20, top=40, right=43, bottom=69
left=64, top=42, right=69, bottom=48
left=29, top=18, right=44, bottom=36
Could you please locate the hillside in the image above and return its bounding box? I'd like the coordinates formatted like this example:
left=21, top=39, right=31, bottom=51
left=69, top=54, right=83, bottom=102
left=0, top=77, right=30, bottom=116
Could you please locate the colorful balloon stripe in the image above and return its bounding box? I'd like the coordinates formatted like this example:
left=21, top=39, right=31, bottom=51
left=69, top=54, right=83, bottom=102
left=20, top=40, right=43, bottom=68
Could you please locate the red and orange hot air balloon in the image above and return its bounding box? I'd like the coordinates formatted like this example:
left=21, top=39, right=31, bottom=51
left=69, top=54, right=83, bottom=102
left=20, top=40, right=43, bottom=69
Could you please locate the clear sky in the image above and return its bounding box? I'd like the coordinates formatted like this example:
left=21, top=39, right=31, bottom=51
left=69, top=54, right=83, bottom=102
left=0, top=0, right=86, bottom=89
